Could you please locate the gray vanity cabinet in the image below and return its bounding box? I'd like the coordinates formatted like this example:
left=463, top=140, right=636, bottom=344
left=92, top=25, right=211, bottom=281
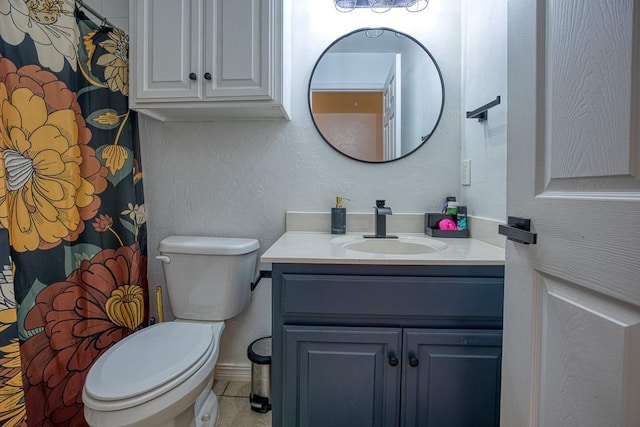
left=283, top=326, right=402, bottom=426
left=271, top=263, right=505, bottom=427
left=401, top=329, right=502, bottom=427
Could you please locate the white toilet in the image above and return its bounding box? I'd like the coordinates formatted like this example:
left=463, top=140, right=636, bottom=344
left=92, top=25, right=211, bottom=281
left=82, top=236, right=260, bottom=427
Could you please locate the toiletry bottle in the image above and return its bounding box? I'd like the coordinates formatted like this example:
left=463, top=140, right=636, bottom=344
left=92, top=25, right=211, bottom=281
left=442, top=196, right=458, bottom=216
left=331, top=196, right=349, bottom=234
left=456, top=205, right=468, bottom=230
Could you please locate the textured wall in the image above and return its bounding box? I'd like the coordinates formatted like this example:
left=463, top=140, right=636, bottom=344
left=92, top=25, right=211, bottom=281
left=460, top=0, right=507, bottom=221
left=85, top=0, right=469, bottom=372
left=141, top=1, right=462, bottom=370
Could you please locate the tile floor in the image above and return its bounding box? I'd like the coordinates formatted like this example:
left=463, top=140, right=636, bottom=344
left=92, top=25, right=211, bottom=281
left=214, top=381, right=272, bottom=427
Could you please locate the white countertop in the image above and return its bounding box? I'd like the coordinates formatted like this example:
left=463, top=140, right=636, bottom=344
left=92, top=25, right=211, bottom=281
left=261, top=232, right=505, bottom=266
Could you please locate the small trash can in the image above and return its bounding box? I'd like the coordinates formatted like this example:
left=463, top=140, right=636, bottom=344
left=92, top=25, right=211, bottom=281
left=247, top=336, right=271, bottom=413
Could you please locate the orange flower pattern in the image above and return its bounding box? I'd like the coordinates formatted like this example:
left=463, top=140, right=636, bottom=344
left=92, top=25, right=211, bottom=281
left=0, top=235, right=26, bottom=426
left=0, top=338, right=25, bottom=427
left=0, top=305, right=26, bottom=427
left=92, top=214, right=113, bottom=232
left=0, top=13, right=147, bottom=427
left=21, top=244, right=147, bottom=427
left=0, top=57, right=108, bottom=252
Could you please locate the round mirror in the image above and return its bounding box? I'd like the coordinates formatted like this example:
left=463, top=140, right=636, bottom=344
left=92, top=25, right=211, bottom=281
left=308, top=28, right=444, bottom=163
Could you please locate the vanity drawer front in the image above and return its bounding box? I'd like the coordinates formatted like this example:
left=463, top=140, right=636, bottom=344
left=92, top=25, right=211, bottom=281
left=280, top=274, right=503, bottom=320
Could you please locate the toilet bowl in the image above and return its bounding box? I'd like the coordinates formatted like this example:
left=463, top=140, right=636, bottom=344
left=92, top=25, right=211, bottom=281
left=82, top=236, right=259, bottom=427
left=83, top=321, right=224, bottom=427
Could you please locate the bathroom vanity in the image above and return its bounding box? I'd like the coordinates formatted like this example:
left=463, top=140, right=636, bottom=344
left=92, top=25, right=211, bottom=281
left=262, top=230, right=505, bottom=427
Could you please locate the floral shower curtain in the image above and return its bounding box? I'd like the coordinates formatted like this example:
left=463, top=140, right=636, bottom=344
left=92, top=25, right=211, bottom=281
left=0, top=1, right=148, bottom=425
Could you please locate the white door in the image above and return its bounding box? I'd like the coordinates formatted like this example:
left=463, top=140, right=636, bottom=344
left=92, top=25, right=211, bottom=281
left=382, top=54, right=402, bottom=160
left=203, top=0, right=273, bottom=100
left=131, top=0, right=202, bottom=101
left=501, top=1, right=640, bottom=426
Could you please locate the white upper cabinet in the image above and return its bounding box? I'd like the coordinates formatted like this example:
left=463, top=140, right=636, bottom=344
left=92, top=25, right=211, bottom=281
left=129, top=0, right=290, bottom=121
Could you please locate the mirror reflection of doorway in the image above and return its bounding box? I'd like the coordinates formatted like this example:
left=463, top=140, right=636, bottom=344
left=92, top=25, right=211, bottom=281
left=311, top=91, right=383, bottom=161
left=310, top=54, right=401, bottom=162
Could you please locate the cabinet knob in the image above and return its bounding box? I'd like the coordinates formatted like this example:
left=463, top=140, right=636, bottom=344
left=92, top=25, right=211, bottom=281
left=408, top=352, right=419, bottom=367
left=388, top=352, right=398, bottom=367
left=188, top=73, right=197, bottom=81
left=204, top=72, right=212, bottom=81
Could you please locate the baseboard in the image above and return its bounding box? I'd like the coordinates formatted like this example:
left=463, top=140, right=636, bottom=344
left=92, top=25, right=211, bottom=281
left=215, top=362, right=252, bottom=382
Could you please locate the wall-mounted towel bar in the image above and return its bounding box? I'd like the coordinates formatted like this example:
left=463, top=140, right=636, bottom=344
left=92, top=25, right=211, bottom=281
left=466, top=96, right=501, bottom=122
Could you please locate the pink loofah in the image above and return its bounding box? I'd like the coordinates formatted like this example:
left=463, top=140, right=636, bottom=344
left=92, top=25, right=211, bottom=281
left=438, top=219, right=457, bottom=230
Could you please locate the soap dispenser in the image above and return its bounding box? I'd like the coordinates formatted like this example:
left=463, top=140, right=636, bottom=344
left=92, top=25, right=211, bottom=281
left=331, top=196, right=349, bottom=234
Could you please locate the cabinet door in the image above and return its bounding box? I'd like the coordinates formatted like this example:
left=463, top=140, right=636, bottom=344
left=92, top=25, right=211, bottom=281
left=203, top=0, right=274, bottom=100
left=283, top=325, right=401, bottom=427
left=402, top=329, right=502, bottom=427
left=132, top=0, right=202, bottom=101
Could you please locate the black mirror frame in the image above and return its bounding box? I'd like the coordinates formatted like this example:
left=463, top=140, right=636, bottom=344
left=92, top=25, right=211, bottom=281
left=308, top=27, right=445, bottom=164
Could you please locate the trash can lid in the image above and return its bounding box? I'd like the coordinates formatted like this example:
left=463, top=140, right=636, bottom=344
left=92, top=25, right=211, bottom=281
left=248, top=336, right=271, bottom=364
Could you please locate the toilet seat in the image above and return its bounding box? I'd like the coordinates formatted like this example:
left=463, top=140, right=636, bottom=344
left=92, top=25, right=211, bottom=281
left=84, top=322, right=220, bottom=411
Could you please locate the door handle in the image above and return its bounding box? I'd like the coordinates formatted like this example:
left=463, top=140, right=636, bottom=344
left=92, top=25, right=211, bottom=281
left=204, top=72, right=212, bottom=81
left=408, top=352, right=419, bottom=367
left=498, top=216, right=537, bottom=245
left=188, top=72, right=197, bottom=81
left=388, top=351, right=398, bottom=367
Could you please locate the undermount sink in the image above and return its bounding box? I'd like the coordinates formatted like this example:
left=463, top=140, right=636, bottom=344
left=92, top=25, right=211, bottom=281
left=332, top=235, right=447, bottom=255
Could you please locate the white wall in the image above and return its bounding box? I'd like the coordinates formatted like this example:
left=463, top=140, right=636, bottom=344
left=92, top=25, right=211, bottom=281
left=86, top=0, right=467, bottom=374
left=460, top=0, right=507, bottom=221
left=311, top=52, right=395, bottom=89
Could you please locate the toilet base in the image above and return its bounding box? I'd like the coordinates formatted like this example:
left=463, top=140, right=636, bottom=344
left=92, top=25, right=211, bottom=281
left=167, top=385, right=218, bottom=427
left=193, top=386, right=219, bottom=427
left=85, top=382, right=219, bottom=427
left=85, top=375, right=219, bottom=427
left=83, top=322, right=225, bottom=427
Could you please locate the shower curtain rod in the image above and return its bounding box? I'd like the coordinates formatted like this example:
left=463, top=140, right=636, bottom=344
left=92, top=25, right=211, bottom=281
left=72, top=0, right=118, bottom=31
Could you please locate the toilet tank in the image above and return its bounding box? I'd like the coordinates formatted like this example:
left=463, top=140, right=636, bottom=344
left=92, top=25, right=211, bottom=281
left=158, top=236, right=259, bottom=321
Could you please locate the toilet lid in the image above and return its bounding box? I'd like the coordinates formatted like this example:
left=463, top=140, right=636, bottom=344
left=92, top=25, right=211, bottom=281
left=159, top=236, right=259, bottom=255
left=84, top=322, right=214, bottom=402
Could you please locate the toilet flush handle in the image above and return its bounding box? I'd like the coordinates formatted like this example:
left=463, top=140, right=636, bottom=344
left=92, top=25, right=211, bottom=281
left=155, top=255, right=171, bottom=264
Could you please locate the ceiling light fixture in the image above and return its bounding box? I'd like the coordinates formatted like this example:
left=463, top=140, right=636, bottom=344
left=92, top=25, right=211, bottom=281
left=334, top=0, right=429, bottom=13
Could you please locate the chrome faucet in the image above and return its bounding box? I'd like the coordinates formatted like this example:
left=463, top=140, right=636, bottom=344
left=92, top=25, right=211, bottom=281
left=364, top=200, right=397, bottom=239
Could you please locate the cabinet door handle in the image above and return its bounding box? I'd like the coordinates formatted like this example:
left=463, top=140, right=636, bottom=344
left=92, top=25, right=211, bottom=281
left=408, top=352, right=419, bottom=367
left=188, top=72, right=197, bottom=81
left=204, top=72, right=212, bottom=81
left=388, top=352, right=398, bottom=367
